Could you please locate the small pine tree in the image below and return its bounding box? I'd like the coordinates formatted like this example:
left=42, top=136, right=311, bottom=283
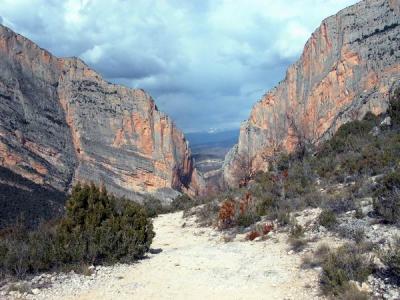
left=389, top=87, right=400, bottom=126
left=57, top=183, right=154, bottom=264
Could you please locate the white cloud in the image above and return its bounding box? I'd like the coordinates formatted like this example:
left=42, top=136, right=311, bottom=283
left=274, top=21, right=312, bottom=59
left=0, top=0, right=359, bottom=132
left=82, top=45, right=103, bottom=63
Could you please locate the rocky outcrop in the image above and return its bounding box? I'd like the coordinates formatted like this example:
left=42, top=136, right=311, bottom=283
left=0, top=24, right=198, bottom=202
left=224, top=0, right=400, bottom=187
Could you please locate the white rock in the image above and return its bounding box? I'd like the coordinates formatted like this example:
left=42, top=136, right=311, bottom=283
left=370, top=126, right=380, bottom=136
left=32, top=288, right=40, bottom=295
left=360, top=282, right=372, bottom=293
left=380, top=116, right=391, bottom=127
left=313, top=267, right=322, bottom=272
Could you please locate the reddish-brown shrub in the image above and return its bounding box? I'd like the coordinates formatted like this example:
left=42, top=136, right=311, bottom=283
left=218, top=200, right=236, bottom=229
left=246, top=231, right=260, bottom=241
left=262, top=223, right=274, bottom=235
left=239, top=192, right=252, bottom=214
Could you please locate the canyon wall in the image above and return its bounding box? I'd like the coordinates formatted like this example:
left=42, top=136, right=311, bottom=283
left=224, top=0, right=400, bottom=187
left=0, top=24, right=198, bottom=202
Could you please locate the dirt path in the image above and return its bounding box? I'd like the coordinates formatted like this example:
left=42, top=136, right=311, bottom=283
left=34, top=212, right=322, bottom=300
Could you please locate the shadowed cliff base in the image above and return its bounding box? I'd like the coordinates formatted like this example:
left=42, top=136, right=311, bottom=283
left=0, top=167, right=66, bottom=229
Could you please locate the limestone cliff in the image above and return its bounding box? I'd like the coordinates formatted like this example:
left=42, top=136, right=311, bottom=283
left=224, top=0, right=400, bottom=187
left=0, top=24, right=197, bottom=201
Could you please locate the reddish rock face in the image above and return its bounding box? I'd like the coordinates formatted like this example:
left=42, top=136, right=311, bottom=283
left=57, top=57, right=197, bottom=200
left=224, top=0, right=400, bottom=187
left=0, top=25, right=199, bottom=201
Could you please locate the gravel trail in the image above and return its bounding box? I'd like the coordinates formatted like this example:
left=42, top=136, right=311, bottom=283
left=32, top=212, right=322, bottom=300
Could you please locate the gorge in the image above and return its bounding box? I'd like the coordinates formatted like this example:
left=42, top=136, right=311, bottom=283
left=1, top=0, right=400, bottom=299
left=0, top=0, right=399, bottom=224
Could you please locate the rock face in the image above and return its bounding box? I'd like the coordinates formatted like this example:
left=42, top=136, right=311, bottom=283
left=224, top=0, right=400, bottom=187
left=0, top=24, right=197, bottom=202
left=0, top=25, right=76, bottom=191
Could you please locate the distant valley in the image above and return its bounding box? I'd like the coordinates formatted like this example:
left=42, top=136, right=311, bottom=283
left=186, top=129, right=239, bottom=179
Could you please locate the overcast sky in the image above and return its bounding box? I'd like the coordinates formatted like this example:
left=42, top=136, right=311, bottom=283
left=0, top=0, right=359, bottom=133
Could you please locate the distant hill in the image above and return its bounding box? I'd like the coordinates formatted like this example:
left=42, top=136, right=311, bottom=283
left=186, top=129, right=239, bottom=187
left=186, top=129, right=239, bottom=148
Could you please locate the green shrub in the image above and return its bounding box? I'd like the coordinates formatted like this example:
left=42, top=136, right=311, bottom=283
left=320, top=243, right=373, bottom=296
left=373, top=170, right=400, bottom=223
left=389, top=87, right=400, bottom=126
left=0, top=220, right=59, bottom=278
left=57, top=183, right=154, bottom=264
left=323, top=190, right=356, bottom=213
left=336, top=284, right=370, bottom=300
left=288, top=237, right=308, bottom=252
left=324, top=125, right=362, bottom=154
left=382, top=238, right=400, bottom=279
left=322, top=114, right=378, bottom=155
left=287, top=223, right=308, bottom=252
left=303, top=191, right=322, bottom=208
left=195, top=201, right=220, bottom=227
left=237, top=211, right=260, bottom=228
left=312, top=111, right=400, bottom=182
left=302, top=243, right=331, bottom=269
left=255, top=194, right=278, bottom=216
left=318, top=210, right=337, bottom=229
left=0, top=183, right=154, bottom=278
left=290, top=224, right=304, bottom=239
left=142, top=195, right=165, bottom=217
left=354, top=208, right=364, bottom=219
left=170, top=194, right=194, bottom=211
left=276, top=210, right=291, bottom=226
left=276, top=153, right=290, bottom=172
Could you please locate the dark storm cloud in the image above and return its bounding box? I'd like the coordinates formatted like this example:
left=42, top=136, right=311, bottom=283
left=1, top=0, right=359, bottom=132
left=92, top=51, right=166, bottom=80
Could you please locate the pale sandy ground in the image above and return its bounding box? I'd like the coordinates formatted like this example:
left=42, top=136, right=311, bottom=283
left=33, top=211, right=323, bottom=300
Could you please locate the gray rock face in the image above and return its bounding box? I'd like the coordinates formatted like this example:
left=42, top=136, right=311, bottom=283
left=224, top=0, right=400, bottom=187
left=58, top=58, right=195, bottom=200
left=0, top=25, right=76, bottom=191
left=0, top=24, right=197, bottom=202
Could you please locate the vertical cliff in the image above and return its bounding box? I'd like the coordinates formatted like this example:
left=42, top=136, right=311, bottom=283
left=0, top=25, right=76, bottom=191
left=58, top=57, right=195, bottom=199
left=224, top=0, right=400, bottom=187
left=0, top=24, right=197, bottom=202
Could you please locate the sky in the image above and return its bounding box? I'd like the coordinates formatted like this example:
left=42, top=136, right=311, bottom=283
left=0, top=0, right=359, bottom=133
